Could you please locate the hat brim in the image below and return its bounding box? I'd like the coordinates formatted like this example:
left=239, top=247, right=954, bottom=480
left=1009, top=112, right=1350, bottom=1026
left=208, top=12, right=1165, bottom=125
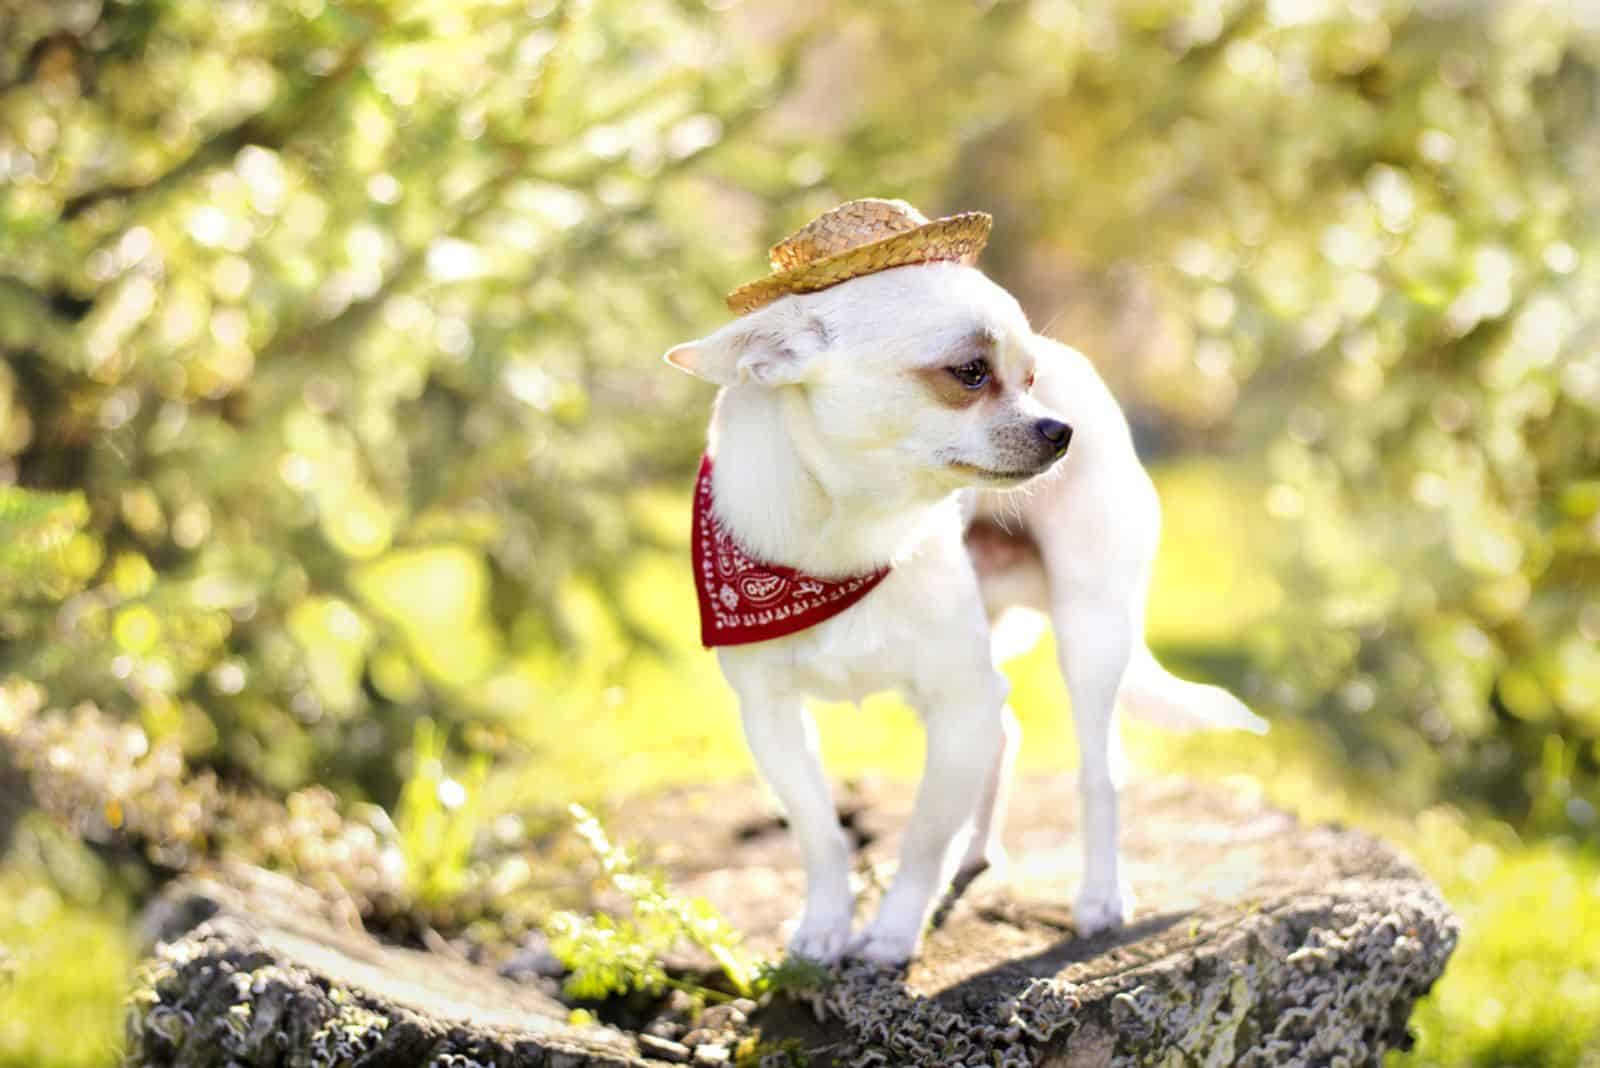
left=725, top=212, right=992, bottom=314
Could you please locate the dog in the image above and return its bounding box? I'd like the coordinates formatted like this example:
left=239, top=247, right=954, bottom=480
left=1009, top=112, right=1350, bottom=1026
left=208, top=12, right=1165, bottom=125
left=664, top=200, right=1265, bottom=965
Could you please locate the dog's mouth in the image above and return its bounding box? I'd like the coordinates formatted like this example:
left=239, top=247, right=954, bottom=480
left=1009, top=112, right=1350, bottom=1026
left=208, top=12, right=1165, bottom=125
left=947, top=460, right=1057, bottom=484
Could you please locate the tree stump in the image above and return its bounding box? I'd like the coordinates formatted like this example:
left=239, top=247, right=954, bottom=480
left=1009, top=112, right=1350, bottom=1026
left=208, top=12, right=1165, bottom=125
left=126, top=777, right=1458, bottom=1067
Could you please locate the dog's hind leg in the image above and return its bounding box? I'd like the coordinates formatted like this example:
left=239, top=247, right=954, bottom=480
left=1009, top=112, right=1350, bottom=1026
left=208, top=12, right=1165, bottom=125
left=849, top=672, right=1008, bottom=964
left=735, top=691, right=855, bottom=964
left=1051, top=585, right=1137, bottom=935
left=955, top=703, right=1019, bottom=883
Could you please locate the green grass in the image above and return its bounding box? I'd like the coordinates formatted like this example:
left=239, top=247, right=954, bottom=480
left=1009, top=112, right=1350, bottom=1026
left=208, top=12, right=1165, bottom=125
left=1405, top=839, right=1600, bottom=1068
left=0, top=820, right=133, bottom=1068
left=2, top=459, right=1595, bottom=1067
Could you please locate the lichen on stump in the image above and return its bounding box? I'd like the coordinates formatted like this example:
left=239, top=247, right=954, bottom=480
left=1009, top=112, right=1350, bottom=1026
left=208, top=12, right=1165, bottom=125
left=126, top=777, right=1458, bottom=1068
left=611, top=776, right=1459, bottom=1067
left=128, top=868, right=647, bottom=1068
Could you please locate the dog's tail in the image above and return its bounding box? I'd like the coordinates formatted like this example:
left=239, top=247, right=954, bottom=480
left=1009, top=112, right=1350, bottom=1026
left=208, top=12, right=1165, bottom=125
left=1118, top=646, right=1268, bottom=734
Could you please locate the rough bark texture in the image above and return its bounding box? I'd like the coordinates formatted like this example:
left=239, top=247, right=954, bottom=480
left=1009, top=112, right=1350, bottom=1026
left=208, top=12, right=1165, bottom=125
left=126, top=776, right=1458, bottom=1067
left=128, top=865, right=648, bottom=1068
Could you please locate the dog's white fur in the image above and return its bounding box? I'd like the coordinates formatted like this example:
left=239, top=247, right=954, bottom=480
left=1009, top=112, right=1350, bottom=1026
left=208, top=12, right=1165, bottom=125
left=665, top=262, right=1265, bottom=965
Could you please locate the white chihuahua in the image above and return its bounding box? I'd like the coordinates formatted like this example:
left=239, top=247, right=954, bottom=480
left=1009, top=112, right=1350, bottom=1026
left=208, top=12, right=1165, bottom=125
left=664, top=200, right=1264, bottom=965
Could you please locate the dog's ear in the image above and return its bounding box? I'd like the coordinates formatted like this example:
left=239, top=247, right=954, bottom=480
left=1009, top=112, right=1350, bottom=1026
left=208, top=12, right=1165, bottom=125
left=663, top=302, right=828, bottom=387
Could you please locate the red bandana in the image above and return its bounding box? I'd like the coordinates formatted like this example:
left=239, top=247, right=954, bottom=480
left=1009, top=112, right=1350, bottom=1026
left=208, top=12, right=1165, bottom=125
left=692, top=455, right=890, bottom=647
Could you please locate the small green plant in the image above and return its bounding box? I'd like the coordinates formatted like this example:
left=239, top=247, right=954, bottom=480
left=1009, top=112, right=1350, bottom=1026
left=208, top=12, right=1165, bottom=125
left=394, top=718, right=490, bottom=911
left=752, top=955, right=833, bottom=998
left=545, top=804, right=763, bottom=1003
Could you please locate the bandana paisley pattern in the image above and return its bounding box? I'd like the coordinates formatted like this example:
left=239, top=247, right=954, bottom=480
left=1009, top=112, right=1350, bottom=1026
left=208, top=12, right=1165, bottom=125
left=692, top=455, right=890, bottom=647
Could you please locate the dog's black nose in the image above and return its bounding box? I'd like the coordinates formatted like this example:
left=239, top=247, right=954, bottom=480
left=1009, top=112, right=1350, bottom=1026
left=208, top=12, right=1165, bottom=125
left=1035, top=418, right=1073, bottom=456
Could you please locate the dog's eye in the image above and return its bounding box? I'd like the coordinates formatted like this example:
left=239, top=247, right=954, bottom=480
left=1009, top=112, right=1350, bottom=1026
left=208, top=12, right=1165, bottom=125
left=948, top=359, right=991, bottom=390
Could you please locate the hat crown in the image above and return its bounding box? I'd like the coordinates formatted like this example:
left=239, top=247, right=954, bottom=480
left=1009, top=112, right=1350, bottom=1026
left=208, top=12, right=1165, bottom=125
left=725, top=198, right=991, bottom=314
left=768, top=198, right=930, bottom=271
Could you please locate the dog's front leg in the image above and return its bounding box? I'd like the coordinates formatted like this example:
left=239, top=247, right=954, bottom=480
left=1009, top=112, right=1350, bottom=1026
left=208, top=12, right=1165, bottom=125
left=849, top=673, right=1007, bottom=965
left=735, top=690, right=855, bottom=963
left=1053, top=588, right=1136, bottom=935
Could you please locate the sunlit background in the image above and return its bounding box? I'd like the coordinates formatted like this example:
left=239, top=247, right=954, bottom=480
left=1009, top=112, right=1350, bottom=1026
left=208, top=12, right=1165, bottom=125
left=1, top=1, right=1597, bottom=1065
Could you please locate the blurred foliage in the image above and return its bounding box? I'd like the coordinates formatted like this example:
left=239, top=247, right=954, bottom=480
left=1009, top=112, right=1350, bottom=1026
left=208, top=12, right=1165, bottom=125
left=791, top=0, right=1600, bottom=828
left=0, top=0, right=828, bottom=797
left=3, top=0, right=1600, bottom=1065
left=0, top=678, right=570, bottom=940
left=2, top=0, right=1593, bottom=825
left=395, top=715, right=488, bottom=909
left=0, top=486, right=92, bottom=600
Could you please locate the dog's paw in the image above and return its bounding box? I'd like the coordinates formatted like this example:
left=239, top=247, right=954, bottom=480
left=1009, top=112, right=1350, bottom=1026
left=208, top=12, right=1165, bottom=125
left=845, top=923, right=919, bottom=966
left=787, top=911, right=854, bottom=965
left=1073, top=880, right=1135, bottom=937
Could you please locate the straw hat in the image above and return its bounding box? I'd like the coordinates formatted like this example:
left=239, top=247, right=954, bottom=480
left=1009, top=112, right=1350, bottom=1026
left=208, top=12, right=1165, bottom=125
left=725, top=198, right=992, bottom=314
